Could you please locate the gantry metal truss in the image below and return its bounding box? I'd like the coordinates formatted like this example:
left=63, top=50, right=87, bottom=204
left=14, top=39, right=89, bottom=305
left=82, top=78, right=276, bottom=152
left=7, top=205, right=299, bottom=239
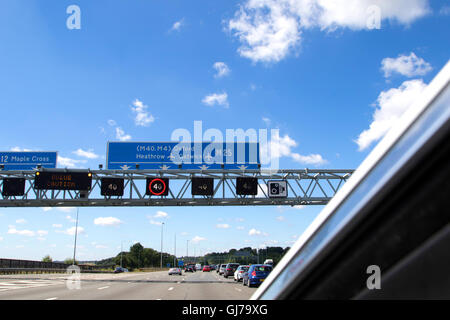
left=0, top=169, right=353, bottom=207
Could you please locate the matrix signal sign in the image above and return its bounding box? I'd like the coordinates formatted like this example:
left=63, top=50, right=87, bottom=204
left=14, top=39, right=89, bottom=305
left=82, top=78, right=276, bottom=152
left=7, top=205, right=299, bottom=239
left=146, top=178, right=169, bottom=196
left=2, top=178, right=25, bottom=196
left=191, top=178, right=214, bottom=196
left=101, top=178, right=124, bottom=196
left=34, top=171, right=92, bottom=191
left=236, top=177, right=258, bottom=196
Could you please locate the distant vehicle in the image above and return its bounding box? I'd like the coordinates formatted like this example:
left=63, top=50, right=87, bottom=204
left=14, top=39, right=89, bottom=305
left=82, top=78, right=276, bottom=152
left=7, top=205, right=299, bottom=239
left=202, top=265, right=211, bottom=272
left=168, top=268, right=182, bottom=275
left=195, top=263, right=202, bottom=271
left=234, top=265, right=249, bottom=282
left=218, top=264, right=227, bottom=275
left=114, top=267, right=128, bottom=273
left=223, top=263, right=240, bottom=278
left=185, top=264, right=196, bottom=272
left=263, top=259, right=274, bottom=265
left=185, top=265, right=195, bottom=272
left=243, top=264, right=272, bottom=287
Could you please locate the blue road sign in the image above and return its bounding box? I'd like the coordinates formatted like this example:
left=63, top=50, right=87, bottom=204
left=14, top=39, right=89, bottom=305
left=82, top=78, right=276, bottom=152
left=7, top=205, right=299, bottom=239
left=0, top=152, right=57, bottom=171
left=178, top=260, right=184, bottom=267
left=106, top=142, right=260, bottom=170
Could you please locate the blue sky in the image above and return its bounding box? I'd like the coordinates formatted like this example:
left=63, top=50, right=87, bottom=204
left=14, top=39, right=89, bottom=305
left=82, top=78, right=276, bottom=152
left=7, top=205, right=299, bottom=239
left=0, top=0, right=449, bottom=261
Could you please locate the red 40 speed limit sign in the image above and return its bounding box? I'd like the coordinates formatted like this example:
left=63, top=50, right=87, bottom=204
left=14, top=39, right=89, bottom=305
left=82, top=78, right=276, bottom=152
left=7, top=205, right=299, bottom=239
left=146, top=178, right=169, bottom=196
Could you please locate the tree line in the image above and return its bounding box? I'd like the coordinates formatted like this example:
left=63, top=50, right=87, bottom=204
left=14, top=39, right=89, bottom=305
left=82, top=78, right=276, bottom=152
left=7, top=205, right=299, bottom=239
left=96, top=242, right=176, bottom=270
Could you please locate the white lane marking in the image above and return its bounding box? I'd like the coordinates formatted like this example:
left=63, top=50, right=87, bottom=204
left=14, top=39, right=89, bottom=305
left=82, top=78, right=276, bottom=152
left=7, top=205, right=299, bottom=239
left=0, top=279, right=65, bottom=292
left=156, top=298, right=162, bottom=300
left=235, top=288, right=242, bottom=292
left=168, top=287, right=174, bottom=291
left=45, top=297, right=58, bottom=300
left=97, top=286, right=110, bottom=290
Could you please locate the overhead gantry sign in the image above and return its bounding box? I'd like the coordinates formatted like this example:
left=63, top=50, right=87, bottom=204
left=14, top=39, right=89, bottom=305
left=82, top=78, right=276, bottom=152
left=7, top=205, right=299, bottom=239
left=0, top=168, right=353, bottom=207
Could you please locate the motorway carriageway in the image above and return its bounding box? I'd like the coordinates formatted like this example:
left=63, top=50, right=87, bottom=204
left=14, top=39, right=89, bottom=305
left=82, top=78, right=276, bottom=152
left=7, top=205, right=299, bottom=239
left=0, top=270, right=255, bottom=300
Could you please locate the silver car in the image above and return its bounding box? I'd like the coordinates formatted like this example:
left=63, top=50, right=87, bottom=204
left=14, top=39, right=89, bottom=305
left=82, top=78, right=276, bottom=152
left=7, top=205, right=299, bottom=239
left=168, top=268, right=182, bottom=275
left=234, top=265, right=249, bottom=282
left=218, top=264, right=227, bottom=275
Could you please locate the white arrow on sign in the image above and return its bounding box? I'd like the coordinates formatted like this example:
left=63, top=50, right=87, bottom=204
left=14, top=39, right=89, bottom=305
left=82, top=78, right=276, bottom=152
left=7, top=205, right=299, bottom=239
left=159, top=165, right=170, bottom=170
left=238, top=165, right=248, bottom=171
left=198, top=165, right=209, bottom=170
left=120, top=165, right=131, bottom=170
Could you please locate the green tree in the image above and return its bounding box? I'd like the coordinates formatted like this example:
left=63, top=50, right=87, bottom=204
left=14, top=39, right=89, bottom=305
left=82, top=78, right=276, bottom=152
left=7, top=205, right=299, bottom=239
left=42, top=255, right=53, bottom=262
left=64, top=258, right=78, bottom=265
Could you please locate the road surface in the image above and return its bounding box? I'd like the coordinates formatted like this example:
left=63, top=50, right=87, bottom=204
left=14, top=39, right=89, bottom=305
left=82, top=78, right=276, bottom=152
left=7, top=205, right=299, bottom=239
left=0, top=270, right=256, bottom=300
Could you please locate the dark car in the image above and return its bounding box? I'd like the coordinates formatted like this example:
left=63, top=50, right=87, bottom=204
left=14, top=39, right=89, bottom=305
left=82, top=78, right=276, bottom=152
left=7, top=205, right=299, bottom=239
left=184, top=266, right=194, bottom=272
left=114, top=267, right=128, bottom=273
left=223, top=263, right=240, bottom=278
left=243, top=264, right=272, bottom=287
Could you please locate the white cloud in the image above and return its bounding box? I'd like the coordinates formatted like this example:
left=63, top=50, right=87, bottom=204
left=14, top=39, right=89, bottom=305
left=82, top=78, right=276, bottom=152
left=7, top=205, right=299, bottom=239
left=261, top=132, right=327, bottom=165
left=236, top=217, right=245, bottom=222
left=291, top=153, right=327, bottom=165
left=15, top=219, right=26, bottom=224
left=356, top=79, right=428, bottom=150
left=213, top=62, right=231, bottom=78
left=202, top=92, right=229, bottom=108
left=381, top=52, right=432, bottom=78
left=11, top=147, right=33, bottom=152
left=248, top=228, right=268, bottom=236
left=116, top=127, right=132, bottom=141
left=7, top=227, right=35, bottom=237
left=37, top=230, right=48, bottom=237
left=95, top=244, right=108, bottom=249
left=73, top=148, right=99, bottom=159
left=276, top=216, right=285, bottom=221
left=191, top=235, right=207, bottom=244
left=42, top=207, right=52, bottom=212
left=94, top=217, right=123, bottom=226
left=58, top=207, right=75, bottom=213
left=153, top=211, right=169, bottom=219
left=61, top=226, right=85, bottom=236
left=131, top=99, right=155, bottom=127
left=66, top=215, right=76, bottom=223
left=149, top=219, right=163, bottom=226
left=170, top=18, right=184, bottom=32
left=58, top=156, right=87, bottom=168
left=262, top=117, right=271, bottom=126
left=216, top=223, right=231, bottom=229
left=107, top=119, right=117, bottom=126
left=236, top=226, right=245, bottom=230
left=227, top=0, right=430, bottom=63
left=52, top=224, right=63, bottom=228
left=0, top=236, right=3, bottom=241
left=292, top=205, right=305, bottom=210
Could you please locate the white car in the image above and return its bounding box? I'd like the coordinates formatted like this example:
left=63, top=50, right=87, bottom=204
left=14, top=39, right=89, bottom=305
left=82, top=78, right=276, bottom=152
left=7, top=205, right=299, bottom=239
left=168, top=268, right=182, bottom=275
left=234, top=265, right=249, bottom=282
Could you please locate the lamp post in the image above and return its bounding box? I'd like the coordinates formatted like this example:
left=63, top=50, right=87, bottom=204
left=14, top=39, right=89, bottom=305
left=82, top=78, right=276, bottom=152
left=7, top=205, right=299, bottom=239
left=186, top=240, right=189, bottom=260
left=160, top=222, right=165, bottom=268
left=174, top=233, right=176, bottom=268
left=72, top=208, right=79, bottom=265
